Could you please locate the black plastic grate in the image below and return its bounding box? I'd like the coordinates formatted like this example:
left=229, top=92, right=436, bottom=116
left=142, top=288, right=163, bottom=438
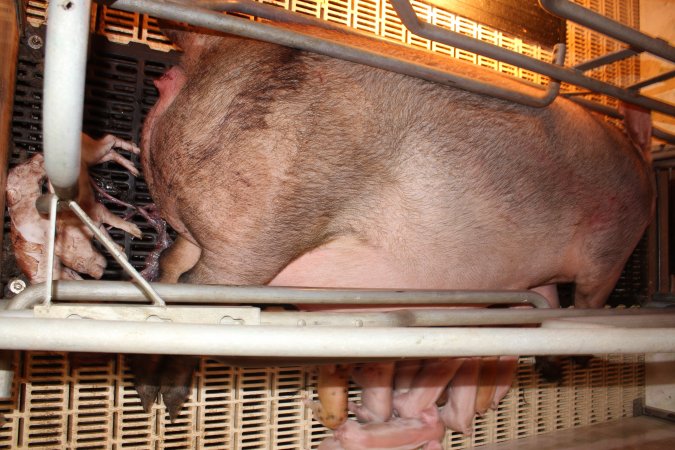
left=3, top=24, right=178, bottom=287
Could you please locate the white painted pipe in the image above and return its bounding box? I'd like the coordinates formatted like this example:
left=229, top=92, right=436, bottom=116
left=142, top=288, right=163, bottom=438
left=43, top=0, right=92, bottom=199
left=0, top=317, right=673, bottom=356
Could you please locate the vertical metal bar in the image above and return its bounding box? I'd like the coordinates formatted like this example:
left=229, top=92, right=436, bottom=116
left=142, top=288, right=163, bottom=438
left=42, top=193, right=58, bottom=306
left=43, top=0, right=92, bottom=200
left=657, top=171, right=671, bottom=293
left=66, top=200, right=166, bottom=306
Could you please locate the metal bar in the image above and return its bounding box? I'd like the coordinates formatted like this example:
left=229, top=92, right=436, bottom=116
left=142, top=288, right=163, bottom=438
left=657, top=171, right=670, bottom=292
left=196, top=0, right=565, bottom=106
left=8, top=303, right=671, bottom=327
left=42, top=0, right=91, bottom=200
left=111, top=0, right=574, bottom=108
left=574, top=48, right=639, bottom=72
left=42, top=194, right=58, bottom=306
left=7, top=281, right=550, bottom=310
left=0, top=317, right=673, bottom=356
left=65, top=202, right=166, bottom=307
left=539, top=0, right=675, bottom=63
left=654, top=150, right=675, bottom=161
left=260, top=308, right=675, bottom=328
left=628, top=69, right=675, bottom=91
left=563, top=97, right=675, bottom=145
left=386, top=0, right=675, bottom=116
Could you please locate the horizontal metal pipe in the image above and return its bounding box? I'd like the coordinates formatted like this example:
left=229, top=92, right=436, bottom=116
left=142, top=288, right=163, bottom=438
left=539, top=0, right=675, bottom=63
left=388, top=0, right=675, bottom=116
left=654, top=149, right=675, bottom=161
left=261, top=308, right=675, bottom=327
left=42, top=0, right=92, bottom=199
left=0, top=317, right=673, bottom=356
left=564, top=96, right=675, bottom=145
left=111, top=0, right=567, bottom=107
left=195, top=0, right=565, bottom=106
left=7, top=281, right=550, bottom=310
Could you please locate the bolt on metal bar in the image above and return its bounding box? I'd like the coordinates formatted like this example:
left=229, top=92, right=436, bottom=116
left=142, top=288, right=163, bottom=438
left=387, top=0, right=675, bottom=116
left=574, top=48, right=639, bottom=72
left=65, top=201, right=166, bottom=307
left=539, top=0, right=675, bottom=63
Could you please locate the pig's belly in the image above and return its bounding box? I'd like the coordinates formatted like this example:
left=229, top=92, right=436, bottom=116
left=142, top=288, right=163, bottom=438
left=269, top=236, right=431, bottom=290
left=269, top=236, right=560, bottom=310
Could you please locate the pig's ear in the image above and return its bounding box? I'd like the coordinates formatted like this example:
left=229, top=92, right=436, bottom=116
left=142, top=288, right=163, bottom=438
left=619, top=101, right=653, bottom=162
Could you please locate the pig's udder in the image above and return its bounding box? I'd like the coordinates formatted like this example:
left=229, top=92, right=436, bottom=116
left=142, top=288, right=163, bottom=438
left=154, top=66, right=187, bottom=101
left=142, top=66, right=188, bottom=151
left=145, top=66, right=187, bottom=128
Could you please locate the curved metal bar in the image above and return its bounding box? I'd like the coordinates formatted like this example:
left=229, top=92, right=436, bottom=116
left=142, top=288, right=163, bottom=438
left=7, top=281, right=550, bottom=310
left=539, top=0, right=675, bottom=63
left=387, top=0, right=675, bottom=116
left=114, top=0, right=567, bottom=107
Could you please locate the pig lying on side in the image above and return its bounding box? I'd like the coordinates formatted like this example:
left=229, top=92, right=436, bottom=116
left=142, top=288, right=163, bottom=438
left=136, top=20, right=655, bottom=442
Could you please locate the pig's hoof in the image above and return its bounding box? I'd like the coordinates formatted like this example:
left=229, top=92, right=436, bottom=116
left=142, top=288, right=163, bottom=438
left=158, top=355, right=200, bottom=422
left=127, top=354, right=163, bottom=412
left=534, top=356, right=563, bottom=383
left=570, top=355, right=593, bottom=368
left=161, top=385, right=191, bottom=422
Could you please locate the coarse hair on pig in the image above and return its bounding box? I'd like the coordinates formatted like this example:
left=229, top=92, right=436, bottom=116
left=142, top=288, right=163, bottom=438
left=141, top=24, right=654, bottom=311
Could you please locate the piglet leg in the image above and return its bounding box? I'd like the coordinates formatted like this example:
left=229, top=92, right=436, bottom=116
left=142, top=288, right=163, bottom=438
left=475, top=357, right=499, bottom=415
left=314, top=364, right=351, bottom=429
left=394, top=358, right=463, bottom=418
left=318, top=437, right=345, bottom=450
left=81, top=133, right=141, bottom=176
left=334, top=406, right=445, bottom=450
left=349, top=362, right=395, bottom=423
left=393, top=359, right=422, bottom=395
left=440, top=357, right=480, bottom=436
left=490, top=355, right=519, bottom=410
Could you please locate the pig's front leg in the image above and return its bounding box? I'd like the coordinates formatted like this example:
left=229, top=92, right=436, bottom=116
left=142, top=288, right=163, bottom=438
left=128, top=236, right=202, bottom=420
left=349, top=362, right=395, bottom=422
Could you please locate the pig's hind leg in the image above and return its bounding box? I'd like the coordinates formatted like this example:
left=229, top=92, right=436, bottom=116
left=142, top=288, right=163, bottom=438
left=129, top=236, right=202, bottom=420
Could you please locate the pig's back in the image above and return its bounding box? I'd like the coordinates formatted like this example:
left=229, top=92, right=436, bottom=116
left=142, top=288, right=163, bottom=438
left=281, top=53, right=653, bottom=289
left=144, top=33, right=653, bottom=291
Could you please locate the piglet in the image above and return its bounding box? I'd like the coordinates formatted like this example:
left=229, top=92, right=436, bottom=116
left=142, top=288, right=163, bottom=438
left=349, top=362, right=396, bottom=423
left=332, top=406, right=445, bottom=450
left=6, top=134, right=142, bottom=283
